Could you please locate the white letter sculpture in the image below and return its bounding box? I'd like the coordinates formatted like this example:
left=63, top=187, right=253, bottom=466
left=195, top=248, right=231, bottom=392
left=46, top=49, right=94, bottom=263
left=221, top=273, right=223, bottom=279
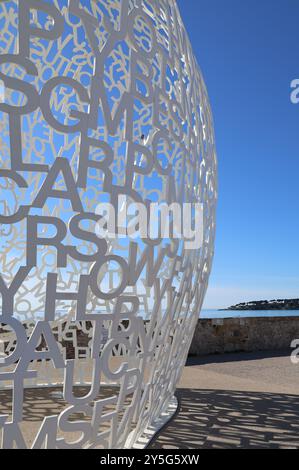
left=0, top=0, right=217, bottom=449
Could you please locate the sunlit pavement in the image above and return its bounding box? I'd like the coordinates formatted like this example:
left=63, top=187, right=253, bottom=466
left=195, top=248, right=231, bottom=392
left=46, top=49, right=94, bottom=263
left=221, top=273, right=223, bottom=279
left=150, top=350, right=299, bottom=449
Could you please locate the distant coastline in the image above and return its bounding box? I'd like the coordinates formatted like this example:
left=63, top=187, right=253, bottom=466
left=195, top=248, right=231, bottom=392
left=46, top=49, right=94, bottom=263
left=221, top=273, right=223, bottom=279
left=219, top=299, right=299, bottom=311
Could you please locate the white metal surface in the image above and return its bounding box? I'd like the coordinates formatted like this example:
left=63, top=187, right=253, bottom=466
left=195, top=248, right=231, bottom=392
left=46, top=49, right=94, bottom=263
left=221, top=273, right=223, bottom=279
left=0, top=0, right=217, bottom=449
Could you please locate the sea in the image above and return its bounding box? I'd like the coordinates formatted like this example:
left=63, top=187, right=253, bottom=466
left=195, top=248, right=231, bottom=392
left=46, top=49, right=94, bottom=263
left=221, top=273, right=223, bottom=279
left=201, top=309, right=299, bottom=319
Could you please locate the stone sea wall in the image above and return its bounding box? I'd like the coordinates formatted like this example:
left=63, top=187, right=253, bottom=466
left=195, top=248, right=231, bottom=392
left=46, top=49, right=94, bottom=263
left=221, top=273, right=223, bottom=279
left=189, top=316, right=299, bottom=356
left=2, top=317, right=296, bottom=359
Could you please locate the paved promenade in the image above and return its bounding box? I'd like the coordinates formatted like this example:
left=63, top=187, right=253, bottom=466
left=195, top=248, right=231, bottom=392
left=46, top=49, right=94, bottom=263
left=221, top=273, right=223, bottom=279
left=150, top=350, right=299, bottom=449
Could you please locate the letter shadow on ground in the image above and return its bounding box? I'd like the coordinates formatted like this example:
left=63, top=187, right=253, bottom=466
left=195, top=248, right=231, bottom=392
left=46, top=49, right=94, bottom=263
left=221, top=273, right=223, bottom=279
left=150, top=388, right=299, bottom=449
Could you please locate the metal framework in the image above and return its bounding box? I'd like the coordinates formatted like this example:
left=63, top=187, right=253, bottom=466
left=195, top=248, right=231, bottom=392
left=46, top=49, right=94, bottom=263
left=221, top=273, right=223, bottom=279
left=0, top=0, right=217, bottom=449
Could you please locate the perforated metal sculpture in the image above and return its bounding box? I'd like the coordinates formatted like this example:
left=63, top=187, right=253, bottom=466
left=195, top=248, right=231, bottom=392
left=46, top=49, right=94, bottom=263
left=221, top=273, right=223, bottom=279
left=0, top=0, right=217, bottom=449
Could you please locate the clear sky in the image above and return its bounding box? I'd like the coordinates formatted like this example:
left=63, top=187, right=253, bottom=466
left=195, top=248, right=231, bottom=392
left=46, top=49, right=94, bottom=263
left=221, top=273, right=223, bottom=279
left=177, top=0, right=299, bottom=308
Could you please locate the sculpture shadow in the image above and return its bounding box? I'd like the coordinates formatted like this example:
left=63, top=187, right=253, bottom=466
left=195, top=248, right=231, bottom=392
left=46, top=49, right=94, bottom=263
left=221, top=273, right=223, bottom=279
left=2, top=383, right=299, bottom=449
left=0, top=386, right=118, bottom=424
left=150, top=388, right=299, bottom=449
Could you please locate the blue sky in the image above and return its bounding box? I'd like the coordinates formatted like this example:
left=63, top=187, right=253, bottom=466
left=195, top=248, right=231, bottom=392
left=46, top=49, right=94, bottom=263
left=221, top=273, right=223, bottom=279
left=177, top=0, right=299, bottom=308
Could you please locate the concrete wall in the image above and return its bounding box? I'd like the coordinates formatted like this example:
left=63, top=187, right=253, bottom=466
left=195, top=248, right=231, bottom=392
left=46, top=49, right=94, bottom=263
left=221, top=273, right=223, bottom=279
left=189, top=316, right=299, bottom=356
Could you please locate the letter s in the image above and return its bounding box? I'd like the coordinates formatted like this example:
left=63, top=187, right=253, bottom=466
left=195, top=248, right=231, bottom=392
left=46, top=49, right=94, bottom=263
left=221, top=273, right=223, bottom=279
left=0, top=54, right=39, bottom=115
left=56, top=405, right=92, bottom=449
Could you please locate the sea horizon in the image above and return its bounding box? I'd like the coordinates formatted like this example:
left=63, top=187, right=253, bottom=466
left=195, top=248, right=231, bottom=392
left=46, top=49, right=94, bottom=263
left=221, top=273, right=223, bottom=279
left=201, top=309, right=299, bottom=319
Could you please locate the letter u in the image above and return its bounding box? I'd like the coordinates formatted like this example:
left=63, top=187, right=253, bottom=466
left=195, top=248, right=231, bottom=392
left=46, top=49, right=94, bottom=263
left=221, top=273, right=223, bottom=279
left=63, top=357, right=101, bottom=406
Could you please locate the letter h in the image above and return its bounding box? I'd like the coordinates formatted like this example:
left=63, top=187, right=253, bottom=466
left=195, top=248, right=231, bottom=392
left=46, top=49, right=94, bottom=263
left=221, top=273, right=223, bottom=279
left=45, top=273, right=89, bottom=321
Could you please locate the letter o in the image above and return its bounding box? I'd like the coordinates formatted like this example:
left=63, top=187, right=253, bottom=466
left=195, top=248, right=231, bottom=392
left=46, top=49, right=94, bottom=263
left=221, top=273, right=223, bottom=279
left=89, top=256, right=128, bottom=300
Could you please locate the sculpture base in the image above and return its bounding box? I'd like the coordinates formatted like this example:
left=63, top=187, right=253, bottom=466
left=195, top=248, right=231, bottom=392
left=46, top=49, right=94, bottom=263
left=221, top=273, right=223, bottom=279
left=126, top=396, right=179, bottom=449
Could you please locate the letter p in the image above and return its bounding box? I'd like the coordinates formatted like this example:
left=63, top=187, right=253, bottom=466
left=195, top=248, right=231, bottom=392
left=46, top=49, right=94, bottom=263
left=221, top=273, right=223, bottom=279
left=19, top=0, right=64, bottom=58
